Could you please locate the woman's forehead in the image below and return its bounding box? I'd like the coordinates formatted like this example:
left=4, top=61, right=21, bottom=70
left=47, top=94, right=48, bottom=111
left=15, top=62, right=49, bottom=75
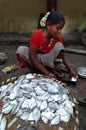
left=54, top=21, right=65, bottom=27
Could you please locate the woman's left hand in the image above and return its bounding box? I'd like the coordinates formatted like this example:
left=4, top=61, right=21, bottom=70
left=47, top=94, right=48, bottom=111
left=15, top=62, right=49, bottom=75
left=70, top=68, right=78, bottom=78
left=62, top=54, right=78, bottom=79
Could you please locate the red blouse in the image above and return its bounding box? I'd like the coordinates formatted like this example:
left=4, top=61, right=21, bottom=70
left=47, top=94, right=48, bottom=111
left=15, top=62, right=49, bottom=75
left=29, top=29, right=64, bottom=54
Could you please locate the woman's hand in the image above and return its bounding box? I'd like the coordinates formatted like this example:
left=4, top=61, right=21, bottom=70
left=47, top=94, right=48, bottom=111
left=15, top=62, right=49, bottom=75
left=47, top=72, right=56, bottom=78
left=62, top=54, right=78, bottom=78
left=29, top=46, right=57, bottom=77
left=69, top=68, right=78, bottom=78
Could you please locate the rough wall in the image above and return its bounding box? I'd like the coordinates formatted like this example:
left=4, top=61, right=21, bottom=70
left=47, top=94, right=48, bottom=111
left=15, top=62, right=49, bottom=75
left=57, top=0, right=86, bottom=33
left=0, top=0, right=86, bottom=33
left=0, top=0, right=46, bottom=33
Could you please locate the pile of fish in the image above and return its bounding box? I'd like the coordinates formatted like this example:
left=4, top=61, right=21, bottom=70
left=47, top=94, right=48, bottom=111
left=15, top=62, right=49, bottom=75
left=0, top=73, right=75, bottom=126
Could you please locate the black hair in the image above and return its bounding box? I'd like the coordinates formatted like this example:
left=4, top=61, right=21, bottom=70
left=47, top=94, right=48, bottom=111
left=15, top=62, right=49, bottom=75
left=46, top=11, right=65, bottom=25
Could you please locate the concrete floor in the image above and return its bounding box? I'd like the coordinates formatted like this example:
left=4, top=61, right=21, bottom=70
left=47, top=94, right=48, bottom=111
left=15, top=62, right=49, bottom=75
left=65, top=53, right=86, bottom=130
left=0, top=43, right=86, bottom=130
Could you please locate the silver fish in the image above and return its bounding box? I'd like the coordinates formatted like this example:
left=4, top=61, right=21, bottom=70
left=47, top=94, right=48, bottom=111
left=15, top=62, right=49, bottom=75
left=26, top=73, right=35, bottom=79
left=20, top=111, right=30, bottom=121
left=50, top=115, right=60, bottom=125
left=48, top=102, right=59, bottom=110
left=32, top=108, right=40, bottom=123
left=41, top=116, right=48, bottom=124
left=47, top=84, right=58, bottom=94
left=0, top=116, right=7, bottom=130
left=77, top=67, right=86, bottom=78
left=16, top=125, right=37, bottom=130
left=40, top=101, right=47, bottom=111
left=34, top=85, right=46, bottom=96
left=2, top=104, right=13, bottom=114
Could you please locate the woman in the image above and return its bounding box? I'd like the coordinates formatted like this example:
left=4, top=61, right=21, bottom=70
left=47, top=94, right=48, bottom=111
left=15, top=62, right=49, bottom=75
left=16, top=11, right=78, bottom=78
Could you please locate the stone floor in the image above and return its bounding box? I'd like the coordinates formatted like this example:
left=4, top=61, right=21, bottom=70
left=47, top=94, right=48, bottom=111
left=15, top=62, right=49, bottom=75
left=0, top=43, right=86, bottom=130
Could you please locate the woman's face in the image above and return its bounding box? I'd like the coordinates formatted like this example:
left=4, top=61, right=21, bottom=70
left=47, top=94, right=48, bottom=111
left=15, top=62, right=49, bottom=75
left=48, top=21, right=65, bottom=38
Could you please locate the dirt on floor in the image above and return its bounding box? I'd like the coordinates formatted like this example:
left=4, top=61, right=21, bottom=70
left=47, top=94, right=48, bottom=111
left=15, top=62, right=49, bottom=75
left=0, top=43, right=86, bottom=130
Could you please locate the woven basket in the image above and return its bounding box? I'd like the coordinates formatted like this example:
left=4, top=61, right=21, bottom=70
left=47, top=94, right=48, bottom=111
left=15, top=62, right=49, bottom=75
left=0, top=73, right=79, bottom=130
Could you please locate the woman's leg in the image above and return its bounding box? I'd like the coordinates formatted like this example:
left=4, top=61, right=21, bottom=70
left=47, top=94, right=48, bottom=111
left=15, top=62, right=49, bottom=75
left=16, top=43, right=64, bottom=69
left=16, top=46, right=30, bottom=68
left=37, top=42, right=64, bottom=68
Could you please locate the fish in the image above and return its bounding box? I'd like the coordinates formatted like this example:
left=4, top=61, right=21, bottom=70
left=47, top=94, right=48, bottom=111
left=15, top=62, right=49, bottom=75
left=50, top=115, right=60, bottom=125
left=0, top=114, right=7, bottom=130
left=48, top=102, right=59, bottom=110
left=20, top=111, right=30, bottom=121
left=34, top=85, right=46, bottom=96
left=77, top=67, right=86, bottom=78
left=40, top=101, right=47, bottom=111
left=0, top=113, right=3, bottom=123
left=41, top=116, right=48, bottom=124
left=32, top=108, right=40, bottom=123
left=8, top=117, right=17, bottom=128
left=2, top=104, right=13, bottom=114
left=41, top=110, right=55, bottom=121
left=16, top=125, right=38, bottom=130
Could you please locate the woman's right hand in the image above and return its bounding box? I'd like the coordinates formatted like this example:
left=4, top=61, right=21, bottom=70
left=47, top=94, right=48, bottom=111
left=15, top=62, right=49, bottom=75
left=47, top=72, right=56, bottom=78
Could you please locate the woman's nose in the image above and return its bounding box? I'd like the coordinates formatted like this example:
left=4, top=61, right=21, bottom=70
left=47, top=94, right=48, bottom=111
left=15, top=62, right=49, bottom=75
left=58, top=29, right=62, bottom=34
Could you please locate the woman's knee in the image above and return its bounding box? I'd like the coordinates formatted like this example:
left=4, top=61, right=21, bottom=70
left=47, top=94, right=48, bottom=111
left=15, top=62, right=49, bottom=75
left=54, top=42, right=64, bottom=50
left=16, top=46, right=28, bottom=54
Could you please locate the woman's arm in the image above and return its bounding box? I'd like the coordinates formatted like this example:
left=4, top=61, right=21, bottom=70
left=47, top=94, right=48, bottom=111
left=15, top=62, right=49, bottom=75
left=62, top=53, right=78, bottom=78
left=29, top=46, right=55, bottom=77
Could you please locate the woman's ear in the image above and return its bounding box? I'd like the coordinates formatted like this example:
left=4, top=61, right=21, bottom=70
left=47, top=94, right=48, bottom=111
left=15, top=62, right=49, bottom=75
left=47, top=21, right=51, bottom=26
left=46, top=21, right=51, bottom=29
